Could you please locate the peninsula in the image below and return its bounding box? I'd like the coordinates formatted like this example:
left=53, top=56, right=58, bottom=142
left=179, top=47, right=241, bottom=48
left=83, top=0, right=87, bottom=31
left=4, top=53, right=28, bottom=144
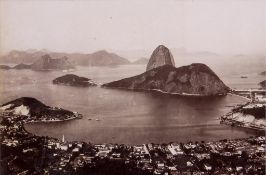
left=0, top=97, right=82, bottom=122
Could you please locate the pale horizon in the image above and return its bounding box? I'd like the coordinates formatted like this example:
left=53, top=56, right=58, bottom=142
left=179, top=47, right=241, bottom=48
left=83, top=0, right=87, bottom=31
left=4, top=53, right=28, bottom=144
left=0, top=0, right=265, bottom=57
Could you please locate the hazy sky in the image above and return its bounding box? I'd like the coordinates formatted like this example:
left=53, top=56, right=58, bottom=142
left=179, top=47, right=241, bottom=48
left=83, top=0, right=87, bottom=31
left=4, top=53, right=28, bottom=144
left=0, top=0, right=265, bottom=55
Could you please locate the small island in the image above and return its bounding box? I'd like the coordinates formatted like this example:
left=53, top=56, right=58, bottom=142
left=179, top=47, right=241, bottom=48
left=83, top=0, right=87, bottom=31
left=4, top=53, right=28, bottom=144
left=52, top=74, right=97, bottom=87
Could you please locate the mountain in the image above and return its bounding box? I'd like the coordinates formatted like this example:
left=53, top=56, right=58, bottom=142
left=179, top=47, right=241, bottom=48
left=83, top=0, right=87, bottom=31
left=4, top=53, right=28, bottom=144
left=0, top=49, right=130, bottom=67
left=73, top=50, right=130, bottom=66
left=0, top=97, right=75, bottom=118
left=146, top=45, right=175, bottom=71
left=102, top=45, right=229, bottom=96
left=132, top=58, right=149, bottom=64
left=0, top=50, right=48, bottom=64
left=13, top=63, right=31, bottom=69
left=53, top=74, right=97, bottom=87
left=102, top=64, right=229, bottom=96
left=0, top=65, right=11, bottom=70
left=259, top=80, right=266, bottom=89
left=31, top=54, right=74, bottom=70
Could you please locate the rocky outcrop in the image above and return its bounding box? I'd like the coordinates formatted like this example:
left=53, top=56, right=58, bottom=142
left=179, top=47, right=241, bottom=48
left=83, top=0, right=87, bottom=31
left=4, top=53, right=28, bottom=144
left=146, top=45, right=175, bottom=71
left=31, top=54, right=74, bottom=70
left=52, top=74, right=97, bottom=87
left=102, top=45, right=228, bottom=96
left=0, top=97, right=76, bottom=118
left=103, top=64, right=229, bottom=96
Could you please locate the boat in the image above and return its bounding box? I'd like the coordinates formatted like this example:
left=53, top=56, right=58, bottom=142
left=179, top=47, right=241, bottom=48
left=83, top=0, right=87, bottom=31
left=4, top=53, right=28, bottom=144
left=240, top=76, right=248, bottom=78
left=95, top=119, right=100, bottom=121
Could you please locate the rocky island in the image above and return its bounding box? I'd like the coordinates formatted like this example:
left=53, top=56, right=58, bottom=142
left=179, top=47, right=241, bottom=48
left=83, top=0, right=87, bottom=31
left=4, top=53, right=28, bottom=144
left=0, top=97, right=82, bottom=122
left=102, top=45, right=229, bottom=96
left=53, top=74, right=97, bottom=87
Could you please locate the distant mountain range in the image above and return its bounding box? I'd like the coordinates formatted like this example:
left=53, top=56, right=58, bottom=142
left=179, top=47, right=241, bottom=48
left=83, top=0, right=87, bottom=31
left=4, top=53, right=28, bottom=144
left=1, top=49, right=264, bottom=74
left=0, top=54, right=75, bottom=71
left=0, top=50, right=48, bottom=64
left=0, top=49, right=131, bottom=67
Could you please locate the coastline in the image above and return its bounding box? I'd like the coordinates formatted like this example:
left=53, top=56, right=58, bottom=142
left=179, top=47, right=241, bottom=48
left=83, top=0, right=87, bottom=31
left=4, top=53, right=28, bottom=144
left=1, top=112, right=265, bottom=174
left=227, top=92, right=251, bottom=101
left=219, top=100, right=266, bottom=132
left=101, top=86, right=227, bottom=97
left=25, top=115, right=81, bottom=123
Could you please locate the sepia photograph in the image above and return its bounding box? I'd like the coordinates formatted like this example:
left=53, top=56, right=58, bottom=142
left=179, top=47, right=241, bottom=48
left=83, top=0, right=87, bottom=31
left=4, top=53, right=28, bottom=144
left=0, top=0, right=265, bottom=174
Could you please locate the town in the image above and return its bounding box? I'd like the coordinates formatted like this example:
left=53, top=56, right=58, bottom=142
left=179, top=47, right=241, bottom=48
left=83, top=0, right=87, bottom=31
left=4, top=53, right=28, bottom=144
left=0, top=113, right=265, bottom=175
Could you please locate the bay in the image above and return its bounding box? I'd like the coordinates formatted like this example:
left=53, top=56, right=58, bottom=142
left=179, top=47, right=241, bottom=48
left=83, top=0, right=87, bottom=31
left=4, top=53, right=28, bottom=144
left=0, top=65, right=263, bottom=144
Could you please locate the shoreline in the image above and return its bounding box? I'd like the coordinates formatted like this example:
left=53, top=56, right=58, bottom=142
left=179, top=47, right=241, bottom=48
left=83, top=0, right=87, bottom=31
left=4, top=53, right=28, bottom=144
left=219, top=100, right=266, bottom=132
left=220, top=119, right=265, bottom=133
left=228, top=92, right=251, bottom=101
left=102, top=86, right=227, bottom=97
left=1, top=111, right=265, bottom=174
left=4, top=113, right=264, bottom=144
left=25, top=115, right=81, bottom=124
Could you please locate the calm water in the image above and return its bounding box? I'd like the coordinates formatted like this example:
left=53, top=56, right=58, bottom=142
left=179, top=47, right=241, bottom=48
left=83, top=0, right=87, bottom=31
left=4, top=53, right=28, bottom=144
left=0, top=65, right=264, bottom=144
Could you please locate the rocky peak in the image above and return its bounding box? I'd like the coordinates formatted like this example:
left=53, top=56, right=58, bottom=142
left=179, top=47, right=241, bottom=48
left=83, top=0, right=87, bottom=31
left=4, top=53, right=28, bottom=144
left=146, top=45, right=175, bottom=71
